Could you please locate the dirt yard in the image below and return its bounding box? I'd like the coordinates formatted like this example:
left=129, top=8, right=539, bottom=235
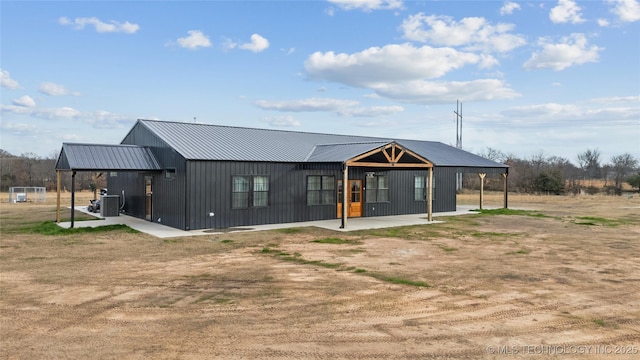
left=1, top=192, right=639, bottom=359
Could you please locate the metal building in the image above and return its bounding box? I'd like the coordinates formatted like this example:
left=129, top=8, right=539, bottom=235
left=56, top=119, right=508, bottom=230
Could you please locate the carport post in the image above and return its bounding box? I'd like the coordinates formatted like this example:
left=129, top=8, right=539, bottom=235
left=427, top=167, right=433, bottom=221
left=502, top=172, right=509, bottom=209
left=478, top=173, right=486, bottom=210
left=56, top=170, right=61, bottom=223
left=340, top=163, right=348, bottom=229
left=70, top=171, right=76, bottom=228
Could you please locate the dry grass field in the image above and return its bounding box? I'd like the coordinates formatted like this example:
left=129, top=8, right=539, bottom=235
left=1, top=191, right=639, bottom=359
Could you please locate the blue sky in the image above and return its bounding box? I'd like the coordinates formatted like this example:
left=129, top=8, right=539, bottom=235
left=1, top=0, right=639, bottom=163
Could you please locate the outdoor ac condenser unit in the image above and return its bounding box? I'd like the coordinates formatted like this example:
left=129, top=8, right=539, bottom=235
left=100, top=195, right=120, bottom=217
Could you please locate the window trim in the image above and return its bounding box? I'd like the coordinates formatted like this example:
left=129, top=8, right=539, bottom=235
left=366, top=173, right=389, bottom=203
left=231, top=175, right=270, bottom=209
left=165, top=168, right=176, bottom=180
left=414, top=175, right=435, bottom=202
left=307, top=175, right=336, bottom=206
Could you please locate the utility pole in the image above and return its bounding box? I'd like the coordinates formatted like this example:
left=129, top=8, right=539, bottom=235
left=454, top=100, right=463, bottom=191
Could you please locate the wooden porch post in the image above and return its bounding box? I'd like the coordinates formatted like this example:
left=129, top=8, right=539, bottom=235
left=502, top=172, right=509, bottom=209
left=340, top=163, right=348, bottom=229
left=478, top=173, right=486, bottom=210
left=427, top=167, right=433, bottom=221
left=56, top=170, right=61, bottom=223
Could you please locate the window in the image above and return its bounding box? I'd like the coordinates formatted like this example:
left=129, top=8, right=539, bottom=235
left=232, top=175, right=270, bottom=209
left=253, top=176, right=269, bottom=207
left=415, top=175, right=435, bottom=201
left=366, top=174, right=389, bottom=203
left=165, top=168, right=176, bottom=180
left=415, top=176, right=425, bottom=201
left=232, top=176, right=249, bottom=209
left=307, top=175, right=335, bottom=205
left=109, top=171, right=118, bottom=177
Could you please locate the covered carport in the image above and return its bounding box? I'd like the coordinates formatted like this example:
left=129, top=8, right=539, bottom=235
left=55, top=143, right=161, bottom=228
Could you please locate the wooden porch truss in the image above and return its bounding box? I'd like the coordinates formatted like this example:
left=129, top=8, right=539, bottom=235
left=346, top=142, right=433, bottom=168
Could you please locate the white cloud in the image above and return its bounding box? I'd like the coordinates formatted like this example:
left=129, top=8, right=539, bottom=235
left=0, top=122, right=41, bottom=135
left=328, top=0, right=403, bottom=12
left=304, top=43, right=518, bottom=105
left=501, top=100, right=640, bottom=124
left=222, top=37, right=238, bottom=51
left=523, top=33, right=603, bottom=71
left=587, top=95, right=640, bottom=104
left=597, top=18, right=611, bottom=27
left=500, top=2, right=521, bottom=15
left=549, top=0, right=585, bottom=24
left=12, top=95, right=35, bottom=108
left=255, top=98, right=404, bottom=117
left=1, top=102, right=134, bottom=129
left=608, top=0, right=640, bottom=22
left=1, top=104, right=33, bottom=115
left=400, top=14, right=526, bottom=53
left=0, top=70, right=20, bottom=89
left=340, top=105, right=404, bottom=117
left=255, top=98, right=359, bottom=112
left=262, top=115, right=301, bottom=127
left=172, top=30, right=212, bottom=50
left=372, top=79, right=520, bottom=104
left=38, top=82, right=79, bottom=96
left=58, top=16, right=139, bottom=33
left=305, top=43, right=483, bottom=87
left=239, top=34, right=270, bottom=53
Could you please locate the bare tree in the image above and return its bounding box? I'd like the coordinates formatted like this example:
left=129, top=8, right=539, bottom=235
left=610, top=153, right=639, bottom=192
left=577, top=148, right=601, bottom=179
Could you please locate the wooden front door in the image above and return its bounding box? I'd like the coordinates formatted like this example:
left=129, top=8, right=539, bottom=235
left=337, top=180, right=362, bottom=218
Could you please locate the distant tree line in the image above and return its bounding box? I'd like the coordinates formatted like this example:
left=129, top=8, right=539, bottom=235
left=0, top=149, right=106, bottom=193
left=1, top=147, right=638, bottom=195
left=464, top=148, right=640, bottom=195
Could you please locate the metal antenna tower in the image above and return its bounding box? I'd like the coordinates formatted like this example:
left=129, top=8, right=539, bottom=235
left=454, top=100, right=463, bottom=191
left=454, top=100, right=462, bottom=150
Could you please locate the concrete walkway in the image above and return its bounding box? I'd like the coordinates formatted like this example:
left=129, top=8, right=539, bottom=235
left=57, top=205, right=481, bottom=238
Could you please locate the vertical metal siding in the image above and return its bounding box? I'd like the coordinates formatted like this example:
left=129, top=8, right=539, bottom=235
left=120, top=123, right=188, bottom=230
left=186, top=161, right=343, bottom=229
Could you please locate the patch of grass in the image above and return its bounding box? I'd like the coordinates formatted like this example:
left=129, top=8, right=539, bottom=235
left=439, top=245, right=457, bottom=253
left=574, top=216, right=625, bottom=227
left=23, top=221, right=137, bottom=236
left=367, top=273, right=430, bottom=287
left=472, top=208, right=551, bottom=218
left=354, top=268, right=367, bottom=273
left=261, top=248, right=341, bottom=269
left=220, top=239, right=234, bottom=243
left=506, top=248, right=530, bottom=255
left=312, top=237, right=352, bottom=244
left=163, top=238, right=183, bottom=244
left=470, top=231, right=515, bottom=238
left=591, top=319, right=617, bottom=328
left=276, top=227, right=303, bottom=234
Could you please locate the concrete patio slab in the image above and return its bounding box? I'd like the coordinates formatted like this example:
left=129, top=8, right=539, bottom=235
left=57, top=205, right=482, bottom=238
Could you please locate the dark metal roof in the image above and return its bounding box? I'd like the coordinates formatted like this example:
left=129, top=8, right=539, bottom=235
left=305, top=141, right=391, bottom=162
left=136, top=119, right=507, bottom=169
left=55, top=143, right=161, bottom=171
